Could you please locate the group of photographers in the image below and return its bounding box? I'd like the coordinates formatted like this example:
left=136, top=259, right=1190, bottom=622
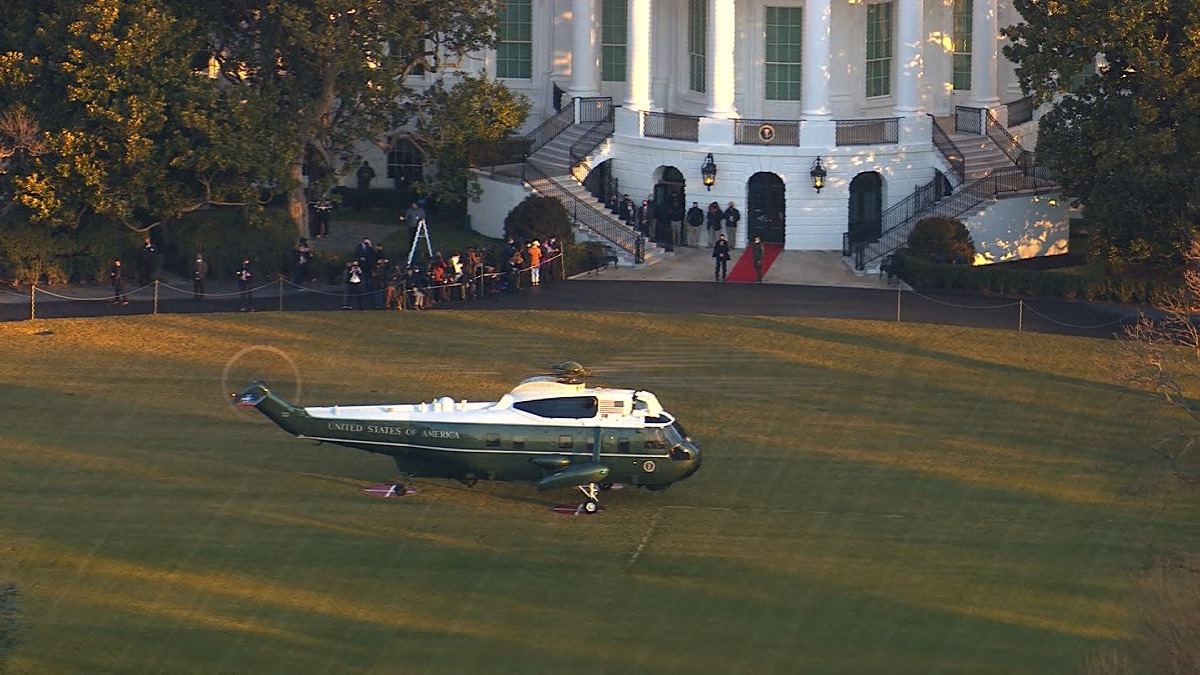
left=318, top=234, right=561, bottom=312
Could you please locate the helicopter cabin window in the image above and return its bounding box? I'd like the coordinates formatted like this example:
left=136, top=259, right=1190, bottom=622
left=644, top=428, right=667, bottom=449
left=513, top=396, right=598, bottom=418
left=558, top=435, right=574, bottom=449
left=617, top=438, right=631, bottom=453
left=485, top=433, right=501, bottom=447
left=512, top=435, right=526, bottom=450
left=586, top=437, right=595, bottom=452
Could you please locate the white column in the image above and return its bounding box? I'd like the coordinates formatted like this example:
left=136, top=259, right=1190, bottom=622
left=625, top=0, right=653, bottom=111
left=801, top=0, right=831, bottom=117
left=569, top=0, right=600, bottom=97
left=969, top=0, right=1000, bottom=107
left=893, top=0, right=923, bottom=115
left=705, top=0, right=736, bottom=118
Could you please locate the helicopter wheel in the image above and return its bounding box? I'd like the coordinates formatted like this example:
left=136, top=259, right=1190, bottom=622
left=583, top=500, right=598, bottom=514
left=599, top=481, right=614, bottom=491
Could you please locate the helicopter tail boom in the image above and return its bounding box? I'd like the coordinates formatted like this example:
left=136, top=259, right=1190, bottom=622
left=233, top=381, right=305, bottom=435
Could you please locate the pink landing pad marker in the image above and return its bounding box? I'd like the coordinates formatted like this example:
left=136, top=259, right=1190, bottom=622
left=363, top=483, right=416, bottom=498
left=550, top=503, right=605, bottom=515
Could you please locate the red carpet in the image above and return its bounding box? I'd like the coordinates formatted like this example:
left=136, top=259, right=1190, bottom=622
left=726, top=243, right=783, bottom=282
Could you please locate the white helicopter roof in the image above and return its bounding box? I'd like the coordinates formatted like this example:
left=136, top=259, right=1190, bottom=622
left=304, top=375, right=665, bottom=425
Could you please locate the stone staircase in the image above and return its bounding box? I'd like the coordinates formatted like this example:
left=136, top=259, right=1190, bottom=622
left=950, top=130, right=1021, bottom=180
left=524, top=124, right=669, bottom=267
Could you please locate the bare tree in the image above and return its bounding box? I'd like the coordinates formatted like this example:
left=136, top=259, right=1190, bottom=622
left=1114, top=240, right=1200, bottom=483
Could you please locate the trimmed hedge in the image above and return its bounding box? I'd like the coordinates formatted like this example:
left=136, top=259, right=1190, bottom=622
left=892, top=250, right=1170, bottom=303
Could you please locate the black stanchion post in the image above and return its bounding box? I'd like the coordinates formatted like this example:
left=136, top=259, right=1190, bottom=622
left=278, top=277, right=283, bottom=312
left=1018, top=300, right=1024, bottom=332
left=30, top=283, right=35, bottom=320
left=153, top=280, right=159, bottom=314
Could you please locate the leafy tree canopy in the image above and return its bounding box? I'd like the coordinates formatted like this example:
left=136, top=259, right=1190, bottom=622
left=0, top=0, right=525, bottom=239
left=1003, top=0, right=1200, bottom=269
left=190, top=0, right=516, bottom=231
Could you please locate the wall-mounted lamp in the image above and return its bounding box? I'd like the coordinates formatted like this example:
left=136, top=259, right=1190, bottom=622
left=810, top=157, right=827, bottom=193
left=701, top=153, right=718, bottom=190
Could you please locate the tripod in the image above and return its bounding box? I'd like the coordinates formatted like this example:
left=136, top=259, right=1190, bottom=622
left=406, top=218, right=433, bottom=266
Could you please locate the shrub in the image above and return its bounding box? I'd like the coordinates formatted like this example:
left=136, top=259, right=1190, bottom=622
left=503, top=196, right=575, bottom=245
left=0, top=224, right=64, bottom=285
left=158, top=207, right=296, bottom=280
left=906, top=215, right=976, bottom=264
left=893, top=249, right=1167, bottom=302
left=562, top=241, right=614, bottom=277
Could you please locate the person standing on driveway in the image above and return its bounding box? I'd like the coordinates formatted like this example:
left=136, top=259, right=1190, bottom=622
left=706, top=202, right=723, bottom=247
left=712, top=234, right=731, bottom=282
left=752, top=236, right=765, bottom=283
left=109, top=258, right=128, bottom=305
left=236, top=258, right=254, bottom=311
left=686, top=202, right=704, bottom=248
left=192, top=254, right=207, bottom=300
left=723, top=202, right=741, bottom=248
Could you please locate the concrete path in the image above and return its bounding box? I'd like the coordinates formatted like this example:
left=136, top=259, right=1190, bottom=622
left=579, top=245, right=896, bottom=289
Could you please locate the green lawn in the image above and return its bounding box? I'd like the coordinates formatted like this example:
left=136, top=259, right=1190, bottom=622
left=1, top=312, right=1196, bottom=674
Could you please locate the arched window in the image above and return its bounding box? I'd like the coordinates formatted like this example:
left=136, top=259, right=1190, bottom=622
left=387, top=139, right=423, bottom=188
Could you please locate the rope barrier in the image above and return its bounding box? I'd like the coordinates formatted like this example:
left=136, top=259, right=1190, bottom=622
left=1021, top=303, right=1138, bottom=330
left=902, top=287, right=1023, bottom=310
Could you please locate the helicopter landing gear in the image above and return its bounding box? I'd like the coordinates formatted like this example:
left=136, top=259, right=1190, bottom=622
left=552, top=483, right=605, bottom=515
left=577, top=483, right=601, bottom=514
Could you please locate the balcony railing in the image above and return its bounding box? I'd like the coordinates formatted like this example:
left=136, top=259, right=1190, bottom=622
left=835, top=118, right=899, bottom=146
left=733, top=119, right=800, bottom=145
left=643, top=111, right=700, bottom=142
left=1006, top=96, right=1034, bottom=127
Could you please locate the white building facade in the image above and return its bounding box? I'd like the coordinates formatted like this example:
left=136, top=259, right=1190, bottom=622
left=438, top=0, right=1061, bottom=260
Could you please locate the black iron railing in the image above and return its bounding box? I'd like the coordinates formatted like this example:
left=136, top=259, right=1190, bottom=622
left=984, top=109, right=1024, bottom=165
left=835, top=118, right=899, bottom=145
left=643, top=111, right=700, bottom=142
left=522, top=162, right=643, bottom=262
left=1006, top=96, right=1034, bottom=127
left=569, top=99, right=615, bottom=168
left=577, top=97, right=613, bottom=124
left=954, top=105, right=983, bottom=134
left=930, top=116, right=965, bottom=185
left=733, top=119, right=801, bottom=145
left=468, top=137, right=533, bottom=169
left=856, top=164, right=1056, bottom=269
left=526, top=103, right=577, bottom=155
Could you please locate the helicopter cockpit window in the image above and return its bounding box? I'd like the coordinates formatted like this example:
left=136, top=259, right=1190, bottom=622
left=665, top=422, right=691, bottom=445
left=513, top=396, right=598, bottom=418
left=643, top=428, right=667, bottom=450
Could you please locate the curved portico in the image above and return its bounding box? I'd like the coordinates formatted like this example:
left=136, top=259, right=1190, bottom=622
left=599, top=0, right=1005, bottom=251
left=462, top=0, right=1047, bottom=260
